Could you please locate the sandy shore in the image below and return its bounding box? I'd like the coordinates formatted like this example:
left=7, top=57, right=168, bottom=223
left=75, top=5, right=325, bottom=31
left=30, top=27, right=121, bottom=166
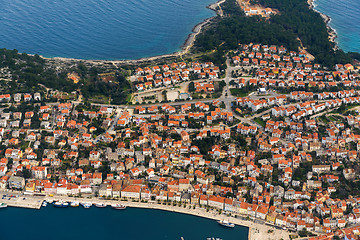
left=308, top=0, right=338, bottom=50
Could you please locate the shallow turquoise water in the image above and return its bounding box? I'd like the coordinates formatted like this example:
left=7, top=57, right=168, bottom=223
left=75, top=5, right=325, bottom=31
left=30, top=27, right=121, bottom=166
left=314, top=0, right=360, bottom=53
left=0, top=206, right=249, bottom=240
left=0, top=0, right=215, bottom=59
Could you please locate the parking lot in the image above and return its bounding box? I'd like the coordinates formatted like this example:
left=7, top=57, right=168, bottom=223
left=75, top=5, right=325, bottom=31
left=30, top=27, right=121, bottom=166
left=0, top=191, right=44, bottom=209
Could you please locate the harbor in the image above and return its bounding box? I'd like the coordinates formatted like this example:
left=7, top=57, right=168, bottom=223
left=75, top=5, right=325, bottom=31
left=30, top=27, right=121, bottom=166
left=0, top=190, right=288, bottom=240
left=0, top=202, right=249, bottom=240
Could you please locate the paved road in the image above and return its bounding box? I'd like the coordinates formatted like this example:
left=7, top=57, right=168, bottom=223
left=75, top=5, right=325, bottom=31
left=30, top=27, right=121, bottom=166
left=90, top=98, right=226, bottom=109
left=87, top=57, right=293, bottom=132
left=309, top=107, right=338, bottom=119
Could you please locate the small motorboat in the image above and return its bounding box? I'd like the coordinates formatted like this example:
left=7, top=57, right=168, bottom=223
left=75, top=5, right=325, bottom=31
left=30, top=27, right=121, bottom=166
left=0, top=203, right=7, bottom=209
left=111, top=204, right=126, bottom=210
left=81, top=202, right=92, bottom=209
left=70, top=202, right=79, bottom=207
left=53, top=201, right=69, bottom=208
left=217, top=220, right=235, bottom=228
left=94, top=203, right=107, bottom=208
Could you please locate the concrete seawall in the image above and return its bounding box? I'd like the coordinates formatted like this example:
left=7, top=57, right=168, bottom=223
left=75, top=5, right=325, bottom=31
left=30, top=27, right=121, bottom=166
left=0, top=191, right=290, bottom=239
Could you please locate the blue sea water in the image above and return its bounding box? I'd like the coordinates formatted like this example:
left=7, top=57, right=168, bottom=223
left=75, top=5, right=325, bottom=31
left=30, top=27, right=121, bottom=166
left=0, top=0, right=215, bottom=60
left=314, top=0, right=360, bottom=53
left=0, top=206, right=249, bottom=240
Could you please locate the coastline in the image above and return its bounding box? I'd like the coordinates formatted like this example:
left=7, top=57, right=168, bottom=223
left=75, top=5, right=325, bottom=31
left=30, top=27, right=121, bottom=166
left=43, top=0, right=226, bottom=65
left=46, top=196, right=289, bottom=240
left=307, top=0, right=338, bottom=50
left=0, top=190, right=289, bottom=240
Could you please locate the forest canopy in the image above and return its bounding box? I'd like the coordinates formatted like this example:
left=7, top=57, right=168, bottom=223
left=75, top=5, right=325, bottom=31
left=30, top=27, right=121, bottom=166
left=195, top=0, right=353, bottom=67
left=0, top=48, right=131, bottom=104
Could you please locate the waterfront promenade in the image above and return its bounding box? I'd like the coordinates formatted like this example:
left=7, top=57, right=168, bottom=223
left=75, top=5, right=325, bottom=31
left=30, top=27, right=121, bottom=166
left=0, top=190, right=289, bottom=240
left=46, top=197, right=288, bottom=240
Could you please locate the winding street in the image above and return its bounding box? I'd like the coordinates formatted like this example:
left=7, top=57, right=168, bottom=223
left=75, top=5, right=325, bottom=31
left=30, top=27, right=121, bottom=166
left=65, top=56, right=295, bottom=133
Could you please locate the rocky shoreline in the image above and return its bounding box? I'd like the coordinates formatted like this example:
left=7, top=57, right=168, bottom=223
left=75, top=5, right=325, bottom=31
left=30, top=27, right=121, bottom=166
left=308, top=0, right=339, bottom=50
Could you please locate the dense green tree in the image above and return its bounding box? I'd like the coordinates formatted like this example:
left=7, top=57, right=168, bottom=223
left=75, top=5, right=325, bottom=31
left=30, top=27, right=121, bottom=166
left=0, top=48, right=131, bottom=104
left=195, top=0, right=354, bottom=67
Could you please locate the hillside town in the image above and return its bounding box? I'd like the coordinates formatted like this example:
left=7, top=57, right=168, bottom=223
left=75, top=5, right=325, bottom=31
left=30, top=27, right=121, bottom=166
left=2, top=43, right=360, bottom=239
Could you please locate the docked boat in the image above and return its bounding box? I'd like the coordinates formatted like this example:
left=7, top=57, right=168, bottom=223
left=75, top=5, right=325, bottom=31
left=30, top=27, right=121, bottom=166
left=217, top=220, right=235, bottom=228
left=111, top=204, right=126, bottom=210
left=42, top=201, right=47, bottom=207
left=53, top=201, right=69, bottom=208
left=0, top=203, right=7, bottom=208
left=94, top=203, right=107, bottom=208
left=81, top=202, right=92, bottom=209
left=70, top=202, right=79, bottom=207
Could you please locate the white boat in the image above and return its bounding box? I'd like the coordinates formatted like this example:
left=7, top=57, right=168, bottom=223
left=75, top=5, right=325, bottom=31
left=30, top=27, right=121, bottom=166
left=42, top=201, right=47, bottom=207
left=217, top=220, right=235, bottom=228
left=94, top=203, right=107, bottom=208
left=53, top=201, right=69, bottom=208
left=0, top=203, right=7, bottom=208
left=81, top=202, right=92, bottom=208
left=111, top=204, right=126, bottom=210
left=70, top=202, right=79, bottom=207
left=47, top=200, right=53, bottom=204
